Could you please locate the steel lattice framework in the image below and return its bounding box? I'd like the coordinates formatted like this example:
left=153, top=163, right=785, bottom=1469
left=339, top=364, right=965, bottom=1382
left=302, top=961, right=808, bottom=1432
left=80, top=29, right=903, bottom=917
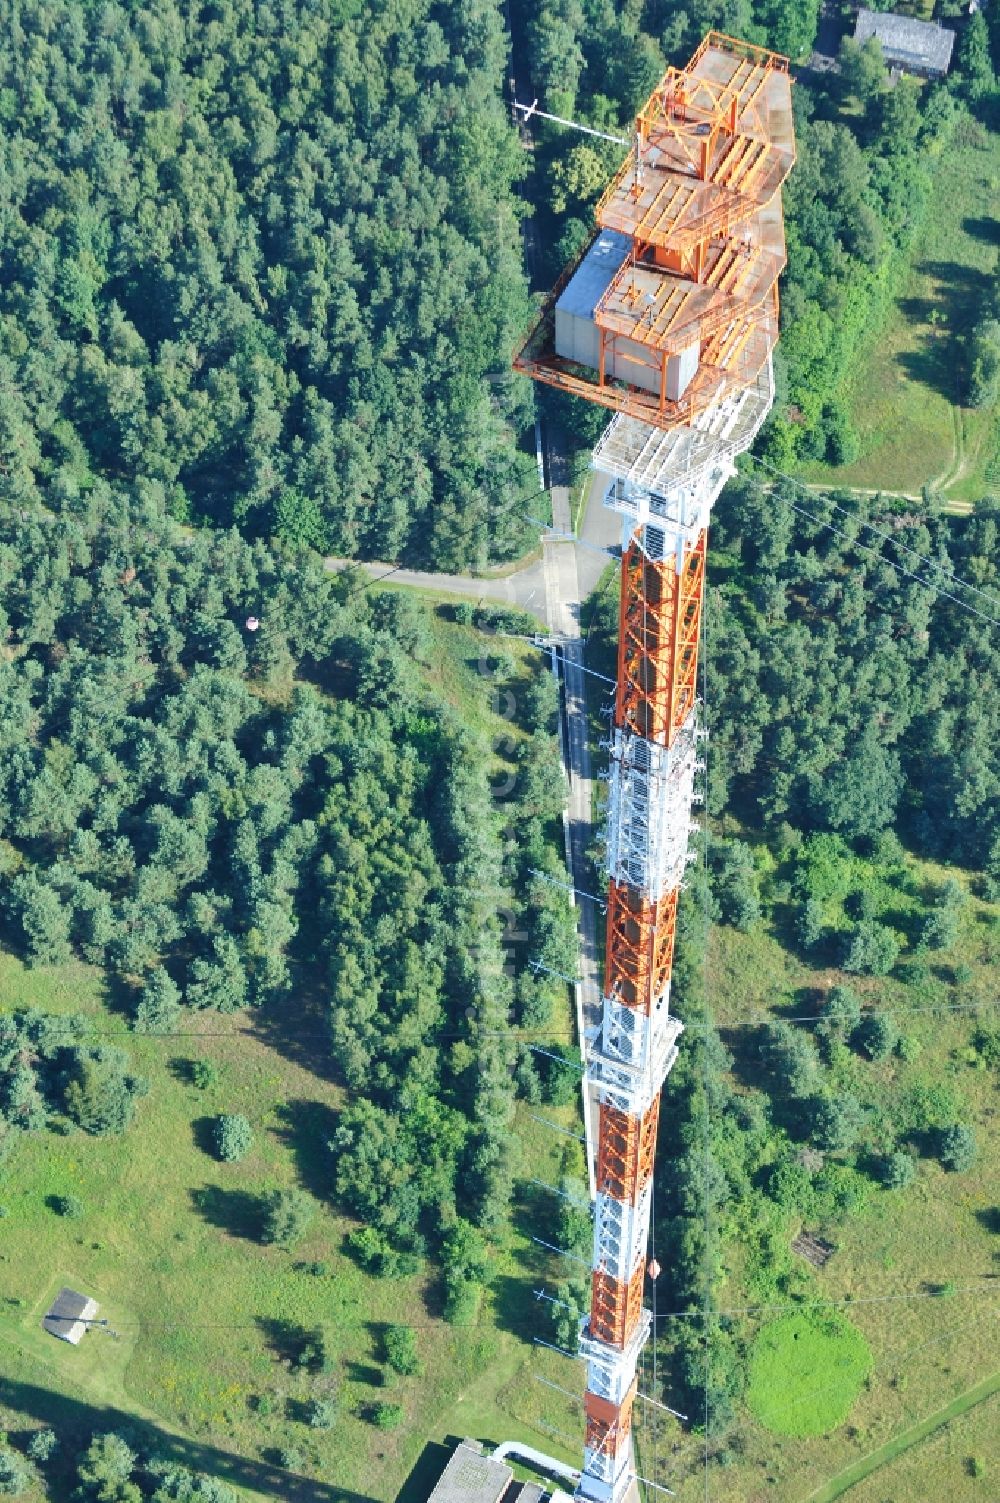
left=514, top=32, right=794, bottom=1503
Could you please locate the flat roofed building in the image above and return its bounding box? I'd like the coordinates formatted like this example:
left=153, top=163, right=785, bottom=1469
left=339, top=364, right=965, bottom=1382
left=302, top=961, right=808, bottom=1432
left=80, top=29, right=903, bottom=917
left=555, top=231, right=631, bottom=372
left=427, top=1441, right=514, bottom=1503
left=43, top=1287, right=99, bottom=1345
left=854, top=9, right=956, bottom=76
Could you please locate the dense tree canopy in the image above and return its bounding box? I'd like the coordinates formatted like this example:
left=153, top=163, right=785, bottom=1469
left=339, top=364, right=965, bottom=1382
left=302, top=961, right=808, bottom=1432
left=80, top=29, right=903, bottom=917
left=707, top=481, right=1000, bottom=878
left=0, top=0, right=534, bottom=567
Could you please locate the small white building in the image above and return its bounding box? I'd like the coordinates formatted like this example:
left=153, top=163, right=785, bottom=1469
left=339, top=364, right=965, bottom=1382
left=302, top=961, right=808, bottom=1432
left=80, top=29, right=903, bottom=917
left=43, top=1287, right=99, bottom=1345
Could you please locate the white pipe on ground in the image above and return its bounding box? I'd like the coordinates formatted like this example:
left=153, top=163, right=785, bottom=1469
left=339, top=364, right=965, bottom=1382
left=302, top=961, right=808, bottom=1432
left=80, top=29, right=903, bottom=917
left=491, top=1441, right=582, bottom=1485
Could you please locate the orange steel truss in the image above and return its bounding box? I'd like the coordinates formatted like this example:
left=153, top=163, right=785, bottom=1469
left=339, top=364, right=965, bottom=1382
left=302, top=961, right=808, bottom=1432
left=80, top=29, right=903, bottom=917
left=597, top=1098, right=660, bottom=1204
left=514, top=297, right=776, bottom=428
left=591, top=1257, right=646, bottom=1348
left=584, top=1379, right=638, bottom=1457
left=605, top=882, right=678, bottom=1013
left=617, top=529, right=707, bottom=746
left=512, top=31, right=793, bottom=436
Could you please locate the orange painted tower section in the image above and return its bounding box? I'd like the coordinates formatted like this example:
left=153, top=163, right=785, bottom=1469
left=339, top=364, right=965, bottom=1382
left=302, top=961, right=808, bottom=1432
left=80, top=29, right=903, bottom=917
left=514, top=33, right=793, bottom=1502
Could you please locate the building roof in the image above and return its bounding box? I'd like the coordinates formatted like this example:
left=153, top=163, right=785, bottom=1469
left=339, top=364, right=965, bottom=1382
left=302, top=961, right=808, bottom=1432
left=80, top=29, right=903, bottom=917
left=43, top=1287, right=99, bottom=1345
left=854, top=9, right=955, bottom=73
left=427, top=1441, right=514, bottom=1503
left=556, top=232, right=631, bottom=322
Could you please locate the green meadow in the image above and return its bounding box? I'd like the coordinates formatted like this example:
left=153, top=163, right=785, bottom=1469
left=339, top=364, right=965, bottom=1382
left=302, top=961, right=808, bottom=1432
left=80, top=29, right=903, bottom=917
left=802, top=118, right=1000, bottom=507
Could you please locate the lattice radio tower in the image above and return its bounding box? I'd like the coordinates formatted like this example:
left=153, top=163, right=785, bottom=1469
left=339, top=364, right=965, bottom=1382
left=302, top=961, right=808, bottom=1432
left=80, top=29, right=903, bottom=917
left=514, top=33, right=795, bottom=1503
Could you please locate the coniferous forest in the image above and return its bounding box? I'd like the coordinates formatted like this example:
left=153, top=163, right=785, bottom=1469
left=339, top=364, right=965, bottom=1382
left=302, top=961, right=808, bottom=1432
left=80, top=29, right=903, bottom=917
left=0, top=0, right=535, bottom=567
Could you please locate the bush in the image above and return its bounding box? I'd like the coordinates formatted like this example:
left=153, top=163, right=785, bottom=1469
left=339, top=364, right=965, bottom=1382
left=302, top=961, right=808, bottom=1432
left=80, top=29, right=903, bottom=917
left=536, top=1044, right=580, bottom=1106
left=920, top=906, right=959, bottom=950
left=305, top=1398, right=336, bottom=1430
left=0, top=1447, right=32, bottom=1496
left=213, top=1114, right=253, bottom=1163
left=440, top=1220, right=491, bottom=1285
left=764, top=1022, right=820, bottom=1098
left=878, top=1151, right=916, bottom=1189
left=938, top=1123, right=977, bottom=1173
left=260, top=1187, right=315, bottom=1247
left=796, top=897, right=824, bottom=950
left=148, top=1463, right=238, bottom=1501
left=26, top=1430, right=56, bottom=1463
left=133, top=968, right=182, bottom=1034
left=53, top=1194, right=83, bottom=1218
left=973, top=1025, right=1000, bottom=1068
left=853, top=1012, right=898, bottom=1060
left=384, top=1324, right=422, bottom=1377
left=549, top=1279, right=589, bottom=1351
left=524, top=669, right=559, bottom=733
left=63, top=1047, right=147, bottom=1135
left=344, top=1225, right=423, bottom=1279
left=443, top=1279, right=483, bottom=1326
left=842, top=922, right=899, bottom=976
left=370, top=593, right=433, bottom=664
left=297, top=1327, right=334, bottom=1374
left=370, top=1402, right=404, bottom=1431
left=712, top=840, right=761, bottom=930
left=190, top=1060, right=219, bottom=1090
left=809, top=1094, right=866, bottom=1152
left=277, top=1448, right=304, bottom=1472
left=823, top=399, right=860, bottom=465
left=817, top=985, right=862, bottom=1039
left=75, top=1433, right=138, bottom=1501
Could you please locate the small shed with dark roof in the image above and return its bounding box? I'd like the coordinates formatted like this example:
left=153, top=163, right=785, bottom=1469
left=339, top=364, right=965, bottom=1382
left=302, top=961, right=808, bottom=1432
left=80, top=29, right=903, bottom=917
left=43, top=1287, right=99, bottom=1345
left=854, top=9, right=956, bottom=77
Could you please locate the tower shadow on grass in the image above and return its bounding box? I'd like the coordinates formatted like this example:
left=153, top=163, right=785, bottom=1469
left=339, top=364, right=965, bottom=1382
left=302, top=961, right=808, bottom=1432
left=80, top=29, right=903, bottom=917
left=491, top=1179, right=567, bottom=1345
left=0, top=1376, right=377, bottom=1503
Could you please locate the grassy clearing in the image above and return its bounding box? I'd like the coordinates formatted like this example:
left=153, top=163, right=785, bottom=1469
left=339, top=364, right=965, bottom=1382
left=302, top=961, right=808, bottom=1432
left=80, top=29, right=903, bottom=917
left=746, top=1312, right=872, bottom=1438
left=802, top=119, right=1000, bottom=503
left=827, top=1381, right=999, bottom=1503
left=0, top=953, right=105, bottom=1012
left=0, top=609, right=583, bottom=1503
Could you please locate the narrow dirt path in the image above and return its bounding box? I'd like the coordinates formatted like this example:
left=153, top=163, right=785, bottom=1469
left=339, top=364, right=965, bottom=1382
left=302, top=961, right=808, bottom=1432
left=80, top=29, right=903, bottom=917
left=800, top=1368, right=1000, bottom=1503
left=930, top=406, right=965, bottom=494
